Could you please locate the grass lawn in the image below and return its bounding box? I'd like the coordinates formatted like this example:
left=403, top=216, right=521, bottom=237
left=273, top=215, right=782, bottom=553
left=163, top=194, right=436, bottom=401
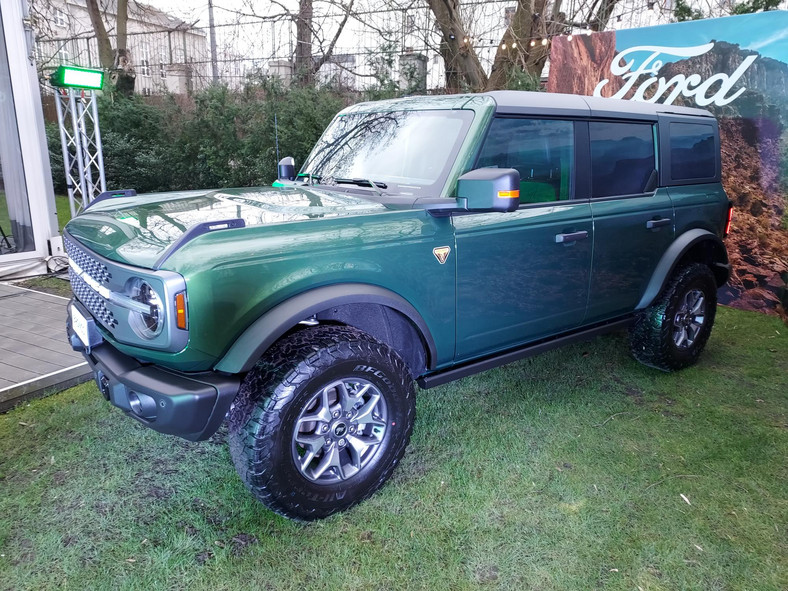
left=0, top=306, right=785, bottom=590
left=55, top=194, right=72, bottom=231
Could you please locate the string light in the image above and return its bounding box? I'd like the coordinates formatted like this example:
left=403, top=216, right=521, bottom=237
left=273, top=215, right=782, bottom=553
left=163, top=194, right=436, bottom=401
left=530, top=39, right=536, bottom=47
left=501, top=42, right=507, bottom=49
left=541, top=38, right=548, bottom=46
left=567, top=34, right=573, bottom=41
left=511, top=42, right=517, bottom=48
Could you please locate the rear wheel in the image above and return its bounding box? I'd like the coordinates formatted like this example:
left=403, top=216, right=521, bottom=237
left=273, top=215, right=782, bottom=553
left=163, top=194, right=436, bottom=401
left=228, top=325, right=415, bottom=521
left=630, top=263, right=718, bottom=371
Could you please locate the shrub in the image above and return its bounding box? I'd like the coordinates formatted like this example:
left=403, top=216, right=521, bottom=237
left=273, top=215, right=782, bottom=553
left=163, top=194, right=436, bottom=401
left=47, top=82, right=348, bottom=195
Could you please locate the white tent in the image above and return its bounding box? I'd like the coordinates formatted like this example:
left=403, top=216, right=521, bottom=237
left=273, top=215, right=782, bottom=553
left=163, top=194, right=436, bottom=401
left=0, top=0, right=61, bottom=279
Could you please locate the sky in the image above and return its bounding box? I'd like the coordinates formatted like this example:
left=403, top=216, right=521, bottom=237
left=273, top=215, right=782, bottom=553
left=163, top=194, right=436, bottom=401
left=143, top=0, right=259, bottom=27
left=616, top=10, right=788, bottom=64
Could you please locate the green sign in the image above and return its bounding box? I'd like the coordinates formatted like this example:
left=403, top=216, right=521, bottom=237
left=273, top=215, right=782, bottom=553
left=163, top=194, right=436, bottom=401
left=49, top=65, right=104, bottom=90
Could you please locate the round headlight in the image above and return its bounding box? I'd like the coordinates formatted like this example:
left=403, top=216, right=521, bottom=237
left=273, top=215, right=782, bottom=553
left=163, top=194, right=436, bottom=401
left=129, top=279, right=164, bottom=339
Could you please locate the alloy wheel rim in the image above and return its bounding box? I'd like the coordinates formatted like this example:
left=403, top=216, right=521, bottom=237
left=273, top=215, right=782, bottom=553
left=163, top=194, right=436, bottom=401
left=672, top=289, right=706, bottom=349
left=292, top=378, right=388, bottom=484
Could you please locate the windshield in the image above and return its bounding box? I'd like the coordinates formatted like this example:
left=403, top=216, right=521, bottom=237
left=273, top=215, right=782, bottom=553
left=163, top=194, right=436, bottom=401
left=300, top=109, right=474, bottom=197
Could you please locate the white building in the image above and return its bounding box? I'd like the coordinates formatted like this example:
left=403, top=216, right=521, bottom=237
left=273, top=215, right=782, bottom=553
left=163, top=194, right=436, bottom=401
left=33, top=0, right=209, bottom=95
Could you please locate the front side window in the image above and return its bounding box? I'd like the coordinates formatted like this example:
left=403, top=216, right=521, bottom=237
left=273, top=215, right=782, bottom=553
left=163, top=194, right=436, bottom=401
left=590, top=121, right=656, bottom=198
left=476, top=118, right=574, bottom=203
left=301, top=110, right=474, bottom=197
left=670, top=122, right=715, bottom=180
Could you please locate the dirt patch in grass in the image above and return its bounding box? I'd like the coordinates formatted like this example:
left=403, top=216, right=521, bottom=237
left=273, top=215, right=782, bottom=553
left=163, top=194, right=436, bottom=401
left=13, top=275, right=72, bottom=298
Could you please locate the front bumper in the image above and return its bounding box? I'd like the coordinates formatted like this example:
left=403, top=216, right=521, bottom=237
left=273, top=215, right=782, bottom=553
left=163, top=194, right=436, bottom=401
left=67, top=302, right=240, bottom=441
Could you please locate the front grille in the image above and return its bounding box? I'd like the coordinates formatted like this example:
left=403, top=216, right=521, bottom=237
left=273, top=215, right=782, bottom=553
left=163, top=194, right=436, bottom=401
left=64, top=237, right=112, bottom=284
left=66, top=237, right=117, bottom=330
left=69, top=268, right=118, bottom=328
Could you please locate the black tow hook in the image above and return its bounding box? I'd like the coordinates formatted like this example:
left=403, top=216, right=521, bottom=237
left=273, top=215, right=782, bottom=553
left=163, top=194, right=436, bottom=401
left=96, top=371, right=111, bottom=400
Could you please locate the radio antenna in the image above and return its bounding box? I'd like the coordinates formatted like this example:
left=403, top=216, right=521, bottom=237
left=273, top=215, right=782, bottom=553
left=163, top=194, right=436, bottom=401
left=274, top=112, right=281, bottom=167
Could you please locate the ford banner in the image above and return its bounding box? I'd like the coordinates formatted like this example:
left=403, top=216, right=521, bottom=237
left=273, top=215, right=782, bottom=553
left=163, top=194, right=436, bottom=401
left=549, top=12, right=788, bottom=315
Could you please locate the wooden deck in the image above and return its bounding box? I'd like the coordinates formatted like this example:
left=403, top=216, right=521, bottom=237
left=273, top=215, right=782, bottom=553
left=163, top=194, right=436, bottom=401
left=0, top=283, right=91, bottom=411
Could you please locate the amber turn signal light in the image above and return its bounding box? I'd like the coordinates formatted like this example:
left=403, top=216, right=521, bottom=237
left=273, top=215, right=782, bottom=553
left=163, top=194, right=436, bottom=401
left=175, top=292, right=188, bottom=330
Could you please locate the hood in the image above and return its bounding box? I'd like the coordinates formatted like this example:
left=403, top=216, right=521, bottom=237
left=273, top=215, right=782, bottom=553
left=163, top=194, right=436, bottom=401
left=64, top=186, right=389, bottom=268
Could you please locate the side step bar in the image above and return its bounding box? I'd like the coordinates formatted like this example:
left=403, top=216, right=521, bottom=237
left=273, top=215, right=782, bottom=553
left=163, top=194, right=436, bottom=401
left=417, top=316, right=635, bottom=389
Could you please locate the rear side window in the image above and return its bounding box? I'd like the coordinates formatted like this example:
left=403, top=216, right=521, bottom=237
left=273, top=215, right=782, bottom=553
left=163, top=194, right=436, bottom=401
left=476, top=118, right=574, bottom=203
left=590, top=122, right=656, bottom=198
left=670, top=122, right=715, bottom=180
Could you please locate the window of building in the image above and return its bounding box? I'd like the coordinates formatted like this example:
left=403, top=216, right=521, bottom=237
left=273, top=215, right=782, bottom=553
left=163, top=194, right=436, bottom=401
left=476, top=118, right=575, bottom=203
left=56, top=44, right=70, bottom=66
left=53, top=8, right=67, bottom=28
left=405, top=14, right=416, bottom=34
left=139, top=43, right=151, bottom=77
left=670, top=122, right=715, bottom=180
left=590, top=121, right=656, bottom=198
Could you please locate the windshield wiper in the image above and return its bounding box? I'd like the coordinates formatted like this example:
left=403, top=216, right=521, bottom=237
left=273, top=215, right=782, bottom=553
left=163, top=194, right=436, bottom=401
left=334, top=178, right=388, bottom=193
left=300, top=174, right=388, bottom=195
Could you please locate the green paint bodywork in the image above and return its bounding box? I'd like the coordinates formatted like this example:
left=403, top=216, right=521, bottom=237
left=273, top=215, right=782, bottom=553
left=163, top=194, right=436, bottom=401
left=65, top=93, right=731, bottom=379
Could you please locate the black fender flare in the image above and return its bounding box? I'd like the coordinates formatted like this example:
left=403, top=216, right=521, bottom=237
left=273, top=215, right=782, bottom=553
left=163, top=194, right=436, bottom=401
left=636, top=228, right=730, bottom=310
left=214, top=283, right=438, bottom=374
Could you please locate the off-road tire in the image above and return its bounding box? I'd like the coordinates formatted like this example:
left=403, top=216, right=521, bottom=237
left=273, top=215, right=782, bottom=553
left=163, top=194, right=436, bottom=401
left=630, top=263, right=717, bottom=372
left=227, top=325, right=416, bottom=521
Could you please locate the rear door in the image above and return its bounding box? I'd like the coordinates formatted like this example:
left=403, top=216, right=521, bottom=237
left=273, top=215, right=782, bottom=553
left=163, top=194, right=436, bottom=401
left=660, top=116, right=729, bottom=237
left=585, top=119, right=675, bottom=322
left=454, top=117, right=592, bottom=361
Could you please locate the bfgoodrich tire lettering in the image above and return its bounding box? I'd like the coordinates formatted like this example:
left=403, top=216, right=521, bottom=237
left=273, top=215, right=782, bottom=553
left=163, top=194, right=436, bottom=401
left=630, top=263, right=718, bottom=371
left=227, top=325, right=415, bottom=521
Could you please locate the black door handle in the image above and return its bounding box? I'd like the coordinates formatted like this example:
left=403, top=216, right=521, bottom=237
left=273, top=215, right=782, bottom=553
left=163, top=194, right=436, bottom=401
left=555, top=230, right=589, bottom=244
left=646, top=218, right=671, bottom=229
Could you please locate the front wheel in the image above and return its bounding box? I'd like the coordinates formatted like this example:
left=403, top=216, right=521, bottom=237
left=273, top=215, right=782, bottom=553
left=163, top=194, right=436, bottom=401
left=227, top=325, right=415, bottom=521
left=630, top=263, right=718, bottom=371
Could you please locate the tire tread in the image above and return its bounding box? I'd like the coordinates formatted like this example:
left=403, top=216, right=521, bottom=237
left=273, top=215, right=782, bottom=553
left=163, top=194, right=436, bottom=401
left=227, top=325, right=415, bottom=521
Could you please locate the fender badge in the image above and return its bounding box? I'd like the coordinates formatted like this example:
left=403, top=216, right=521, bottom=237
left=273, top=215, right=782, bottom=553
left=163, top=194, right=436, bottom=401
left=433, top=246, right=451, bottom=264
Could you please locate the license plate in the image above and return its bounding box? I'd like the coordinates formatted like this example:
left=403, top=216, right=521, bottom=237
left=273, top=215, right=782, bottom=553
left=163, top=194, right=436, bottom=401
left=71, top=304, right=91, bottom=348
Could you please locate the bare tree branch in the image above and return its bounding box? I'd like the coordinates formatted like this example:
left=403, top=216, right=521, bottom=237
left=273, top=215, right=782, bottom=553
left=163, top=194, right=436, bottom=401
left=315, top=0, right=357, bottom=71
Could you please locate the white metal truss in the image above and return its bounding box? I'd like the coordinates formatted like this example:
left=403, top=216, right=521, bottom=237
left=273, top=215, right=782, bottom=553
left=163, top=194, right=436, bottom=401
left=54, top=88, right=106, bottom=217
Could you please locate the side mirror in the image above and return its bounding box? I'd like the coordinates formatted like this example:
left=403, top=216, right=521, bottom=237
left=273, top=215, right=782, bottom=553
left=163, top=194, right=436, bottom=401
left=278, top=156, right=296, bottom=181
left=456, top=168, right=520, bottom=212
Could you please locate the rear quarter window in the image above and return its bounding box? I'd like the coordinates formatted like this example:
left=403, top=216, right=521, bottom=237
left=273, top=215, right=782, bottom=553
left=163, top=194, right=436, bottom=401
left=670, top=122, right=716, bottom=181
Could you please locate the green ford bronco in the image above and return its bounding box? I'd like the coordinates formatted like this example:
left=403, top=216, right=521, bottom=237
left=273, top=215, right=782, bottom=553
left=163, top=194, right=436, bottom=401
left=65, top=91, right=732, bottom=520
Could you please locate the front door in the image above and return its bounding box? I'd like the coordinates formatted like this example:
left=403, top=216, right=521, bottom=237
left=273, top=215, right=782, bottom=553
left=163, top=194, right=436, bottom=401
left=454, top=118, right=592, bottom=361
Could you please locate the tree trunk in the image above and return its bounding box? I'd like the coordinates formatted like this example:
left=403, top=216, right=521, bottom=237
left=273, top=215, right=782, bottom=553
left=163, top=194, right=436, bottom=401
left=85, top=0, right=113, bottom=71
left=426, top=0, right=487, bottom=91
left=485, top=0, right=561, bottom=90
left=295, top=0, right=314, bottom=85
left=424, top=0, right=618, bottom=92
left=588, top=0, right=620, bottom=32
left=85, top=0, right=134, bottom=95
left=114, top=0, right=135, bottom=96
